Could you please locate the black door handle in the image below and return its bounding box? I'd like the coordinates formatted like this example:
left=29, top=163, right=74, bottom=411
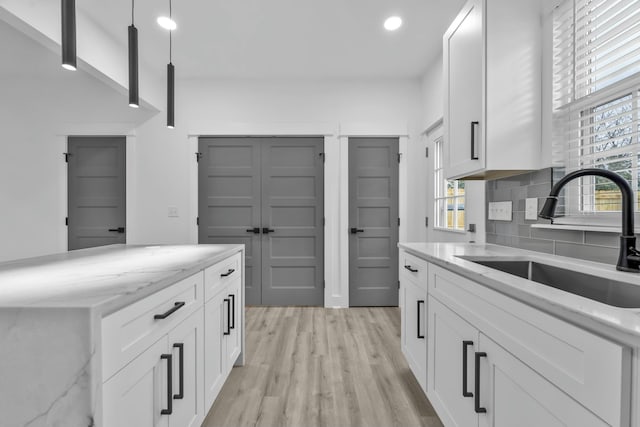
left=108, top=227, right=126, bottom=233
left=462, top=341, right=474, bottom=398
left=229, top=293, right=235, bottom=330
left=246, top=227, right=260, bottom=234
left=350, top=228, right=364, bottom=234
left=223, top=298, right=231, bottom=335
left=417, top=300, right=425, bottom=339
left=154, top=302, right=185, bottom=320
left=475, top=352, right=487, bottom=413
left=173, top=343, right=184, bottom=400
left=262, top=227, right=275, bottom=234
left=471, top=121, right=479, bottom=160
left=404, top=265, right=418, bottom=273
left=220, top=268, right=235, bottom=277
left=160, top=353, right=173, bottom=415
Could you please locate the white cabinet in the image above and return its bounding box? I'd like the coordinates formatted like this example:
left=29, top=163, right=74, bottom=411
left=401, top=279, right=427, bottom=392
left=224, top=278, right=242, bottom=373
left=443, top=0, right=541, bottom=180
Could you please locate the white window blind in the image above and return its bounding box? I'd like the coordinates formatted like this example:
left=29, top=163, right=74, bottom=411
left=552, top=0, right=640, bottom=218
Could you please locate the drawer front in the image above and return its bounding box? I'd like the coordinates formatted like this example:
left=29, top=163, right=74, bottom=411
left=204, top=252, right=242, bottom=302
left=429, top=264, right=630, bottom=427
left=102, top=272, right=203, bottom=382
left=400, top=250, right=428, bottom=287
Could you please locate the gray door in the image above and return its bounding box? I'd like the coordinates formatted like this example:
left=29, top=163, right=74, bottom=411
left=198, top=137, right=262, bottom=305
left=67, top=136, right=126, bottom=251
left=349, top=137, right=399, bottom=307
left=198, top=137, right=324, bottom=306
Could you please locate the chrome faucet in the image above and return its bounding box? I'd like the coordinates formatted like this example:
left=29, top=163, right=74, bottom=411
left=539, top=168, right=640, bottom=272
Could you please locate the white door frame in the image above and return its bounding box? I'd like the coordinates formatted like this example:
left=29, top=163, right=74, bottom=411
left=187, top=121, right=408, bottom=308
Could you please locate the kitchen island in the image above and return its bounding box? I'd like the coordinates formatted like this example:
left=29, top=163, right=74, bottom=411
left=0, top=244, right=244, bottom=427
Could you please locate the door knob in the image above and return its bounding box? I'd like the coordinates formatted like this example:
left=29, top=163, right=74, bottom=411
left=108, top=227, right=126, bottom=233
left=350, top=228, right=364, bottom=234
left=262, top=228, right=275, bottom=234
left=246, top=227, right=261, bottom=234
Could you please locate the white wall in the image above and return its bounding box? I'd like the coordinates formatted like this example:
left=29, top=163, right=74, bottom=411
left=420, top=55, right=486, bottom=244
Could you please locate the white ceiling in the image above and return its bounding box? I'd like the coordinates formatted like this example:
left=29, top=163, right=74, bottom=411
left=79, top=0, right=466, bottom=79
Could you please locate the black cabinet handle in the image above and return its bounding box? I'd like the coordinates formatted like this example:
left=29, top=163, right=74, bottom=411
left=154, top=301, right=185, bottom=320
left=462, top=341, right=474, bottom=398
left=173, top=343, right=184, bottom=400
left=160, top=353, right=173, bottom=415
left=223, top=298, right=231, bottom=336
left=229, top=293, right=235, bottom=329
left=350, top=228, right=364, bottom=234
left=262, top=227, right=275, bottom=234
left=108, top=227, right=126, bottom=233
left=417, top=300, right=425, bottom=339
left=475, top=352, right=487, bottom=414
left=220, top=268, right=235, bottom=277
left=404, top=265, right=418, bottom=273
left=246, top=227, right=260, bottom=234
left=470, top=121, right=479, bottom=160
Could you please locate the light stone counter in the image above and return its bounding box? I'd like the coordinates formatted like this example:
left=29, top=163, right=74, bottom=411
left=0, top=244, right=243, bottom=427
left=399, top=242, right=640, bottom=346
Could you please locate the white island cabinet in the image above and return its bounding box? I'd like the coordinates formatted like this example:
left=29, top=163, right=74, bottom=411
left=399, top=244, right=636, bottom=427
left=0, top=244, right=244, bottom=427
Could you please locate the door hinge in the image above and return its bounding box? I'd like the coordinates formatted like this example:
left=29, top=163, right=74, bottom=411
left=196, top=217, right=199, bottom=226
left=398, top=217, right=401, bottom=226
left=63, top=153, right=72, bottom=163
left=323, top=280, right=326, bottom=289
left=425, top=216, right=429, bottom=227
left=65, top=217, right=68, bottom=226
left=398, top=280, right=400, bottom=289
left=323, top=217, right=326, bottom=226
left=398, top=153, right=402, bottom=163
left=195, top=152, right=203, bottom=162
left=425, top=147, right=429, bottom=158
left=319, top=152, right=325, bottom=163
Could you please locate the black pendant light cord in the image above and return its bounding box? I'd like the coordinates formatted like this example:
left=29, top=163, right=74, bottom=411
left=169, top=0, right=173, bottom=64
left=131, top=0, right=135, bottom=26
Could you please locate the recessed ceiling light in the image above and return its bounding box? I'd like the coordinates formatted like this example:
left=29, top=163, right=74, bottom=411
left=384, top=16, right=402, bottom=31
left=157, top=16, right=177, bottom=30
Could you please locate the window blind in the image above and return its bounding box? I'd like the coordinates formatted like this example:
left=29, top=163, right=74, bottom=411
left=552, top=0, right=640, bottom=216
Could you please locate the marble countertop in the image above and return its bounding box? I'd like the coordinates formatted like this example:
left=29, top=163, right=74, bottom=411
left=399, top=242, right=640, bottom=346
left=0, top=244, right=243, bottom=315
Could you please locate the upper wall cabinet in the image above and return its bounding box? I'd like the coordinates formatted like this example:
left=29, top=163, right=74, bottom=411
left=443, top=0, right=542, bottom=180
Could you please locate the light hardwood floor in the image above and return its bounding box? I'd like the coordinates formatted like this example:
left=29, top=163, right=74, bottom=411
left=203, top=307, right=443, bottom=427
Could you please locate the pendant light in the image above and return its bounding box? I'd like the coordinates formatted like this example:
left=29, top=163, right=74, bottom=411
left=61, top=0, right=77, bottom=70
left=128, top=0, right=139, bottom=108
left=166, top=0, right=175, bottom=129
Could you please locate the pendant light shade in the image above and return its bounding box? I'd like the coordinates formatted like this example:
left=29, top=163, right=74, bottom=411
left=61, top=0, right=77, bottom=70
left=167, top=62, right=175, bottom=128
left=128, top=1, right=139, bottom=108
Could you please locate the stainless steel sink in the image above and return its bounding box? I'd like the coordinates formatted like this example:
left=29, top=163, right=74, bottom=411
left=459, top=258, right=640, bottom=308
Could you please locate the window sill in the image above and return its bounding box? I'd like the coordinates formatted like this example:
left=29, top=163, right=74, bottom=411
left=433, top=227, right=467, bottom=234
left=530, top=223, right=639, bottom=234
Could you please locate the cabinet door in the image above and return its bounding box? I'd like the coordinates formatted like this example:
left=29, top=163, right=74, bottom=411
left=477, top=334, right=609, bottom=427
left=168, top=309, right=205, bottom=427
left=103, top=337, right=170, bottom=427
left=427, top=297, right=479, bottom=427
left=401, top=279, right=427, bottom=392
left=444, top=0, right=484, bottom=178
left=204, top=293, right=226, bottom=409
left=224, top=278, right=242, bottom=374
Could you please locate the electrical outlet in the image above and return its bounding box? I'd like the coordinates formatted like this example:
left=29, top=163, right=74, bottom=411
left=525, top=198, right=538, bottom=221
left=168, top=206, right=179, bottom=218
left=488, top=201, right=512, bottom=221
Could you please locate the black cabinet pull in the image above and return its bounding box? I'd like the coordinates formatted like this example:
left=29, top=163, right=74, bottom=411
left=246, top=227, right=260, bottom=234
left=173, top=343, right=184, bottom=400
left=404, top=265, right=418, bottom=273
left=220, top=268, right=235, bottom=277
left=229, top=293, right=235, bottom=330
left=470, top=121, right=479, bottom=160
left=154, top=301, right=185, bottom=320
left=108, top=227, right=126, bottom=233
left=474, top=352, right=487, bottom=413
left=416, top=300, right=425, bottom=339
left=350, top=228, right=364, bottom=234
left=462, top=341, right=474, bottom=398
left=160, top=353, right=173, bottom=415
left=223, top=298, right=231, bottom=336
left=262, top=227, right=275, bottom=234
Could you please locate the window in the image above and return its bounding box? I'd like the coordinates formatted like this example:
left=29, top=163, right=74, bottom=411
left=553, top=0, right=640, bottom=221
left=434, top=136, right=465, bottom=230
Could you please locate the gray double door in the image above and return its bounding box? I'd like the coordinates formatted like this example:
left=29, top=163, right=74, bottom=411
left=67, top=136, right=127, bottom=251
left=199, top=137, right=324, bottom=306
left=349, top=137, right=399, bottom=307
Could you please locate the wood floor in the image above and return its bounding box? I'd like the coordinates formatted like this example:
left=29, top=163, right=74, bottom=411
left=203, top=307, right=443, bottom=427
